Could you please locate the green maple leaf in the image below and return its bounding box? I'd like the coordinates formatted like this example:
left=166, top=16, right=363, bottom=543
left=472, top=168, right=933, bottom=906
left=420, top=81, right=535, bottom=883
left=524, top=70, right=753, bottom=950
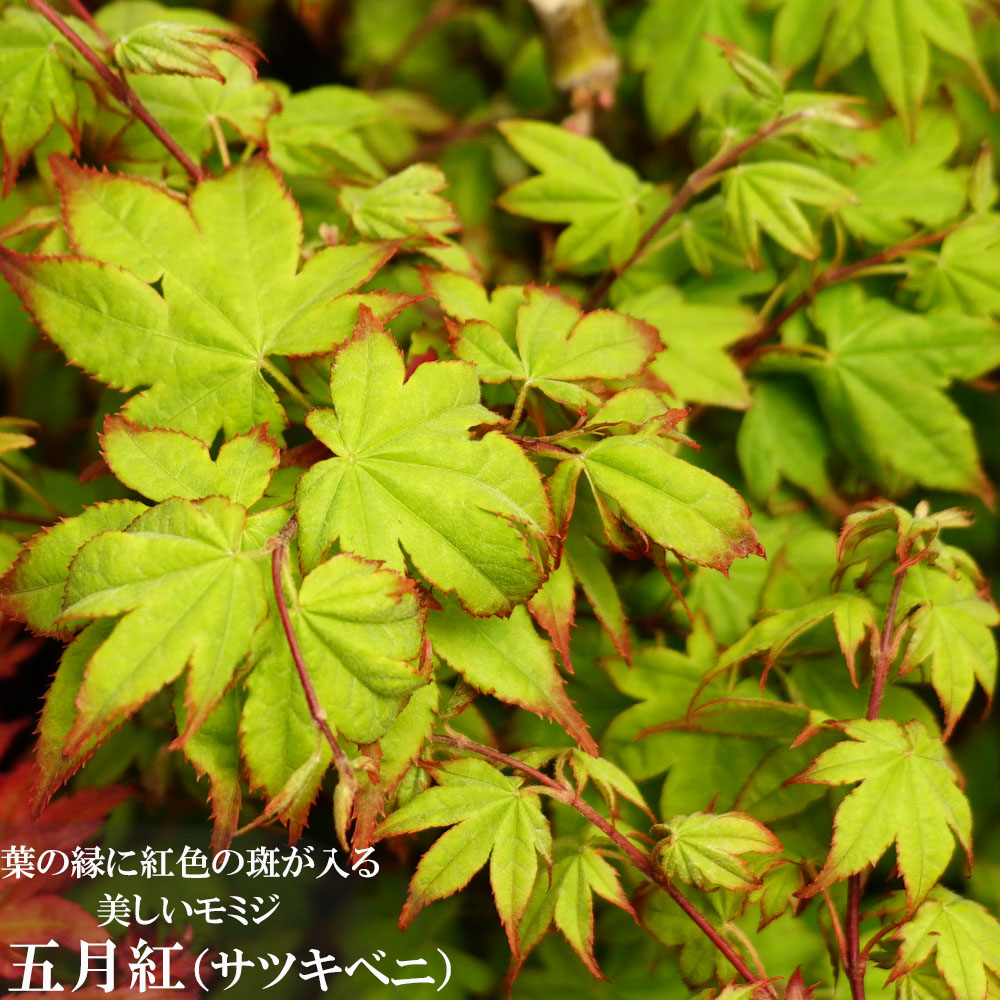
left=450, top=285, right=660, bottom=411
left=245, top=551, right=426, bottom=768
left=719, top=592, right=878, bottom=686
left=296, top=308, right=553, bottom=616
left=267, top=85, right=385, bottom=183
left=101, top=416, right=279, bottom=507
left=795, top=718, right=972, bottom=908
left=0, top=157, right=407, bottom=440
left=776, top=284, right=1000, bottom=496
left=723, top=161, right=855, bottom=265
left=375, top=757, right=552, bottom=952
left=0, top=7, right=86, bottom=193
left=59, top=496, right=278, bottom=754
left=629, top=0, right=764, bottom=136
left=901, top=563, right=998, bottom=738
left=0, top=500, right=146, bottom=635
left=837, top=111, right=966, bottom=244
left=815, top=0, right=994, bottom=138
left=737, top=378, right=837, bottom=507
left=619, top=286, right=755, bottom=409
left=891, top=887, right=1000, bottom=1000
left=554, top=433, right=763, bottom=574
left=498, top=120, right=651, bottom=269
left=340, top=163, right=458, bottom=241
left=516, top=839, right=636, bottom=980
left=427, top=599, right=596, bottom=755
left=654, top=811, right=782, bottom=891
left=905, top=216, right=1000, bottom=317
left=112, top=21, right=260, bottom=83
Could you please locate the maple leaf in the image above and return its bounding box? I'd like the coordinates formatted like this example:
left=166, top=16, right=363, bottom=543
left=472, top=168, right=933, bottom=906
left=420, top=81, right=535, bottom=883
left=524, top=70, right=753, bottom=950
left=619, top=286, right=755, bottom=409
left=375, top=757, right=552, bottom=953
left=775, top=284, right=1000, bottom=497
left=794, top=719, right=972, bottom=908
left=112, top=21, right=262, bottom=83
left=339, top=162, right=459, bottom=241
left=58, top=496, right=275, bottom=754
left=450, top=284, right=660, bottom=412
left=100, top=417, right=279, bottom=507
left=653, top=812, right=782, bottom=892
left=0, top=8, right=86, bottom=193
left=0, top=157, right=408, bottom=440
left=890, top=887, right=1000, bottom=1000
left=814, top=0, right=995, bottom=138
left=901, top=562, right=998, bottom=737
left=296, top=307, right=553, bottom=616
left=514, top=838, right=636, bottom=981
left=427, top=599, right=596, bottom=755
left=243, top=552, right=427, bottom=800
left=551, top=432, right=763, bottom=574
left=498, top=120, right=651, bottom=269
left=723, top=161, right=855, bottom=265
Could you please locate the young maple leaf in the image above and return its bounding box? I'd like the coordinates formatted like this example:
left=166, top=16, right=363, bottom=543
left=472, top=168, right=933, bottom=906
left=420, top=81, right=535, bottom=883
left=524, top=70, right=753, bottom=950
left=449, top=284, right=660, bottom=411
left=113, top=22, right=263, bottom=83
left=375, top=758, right=552, bottom=955
left=653, top=811, right=782, bottom=892
left=0, top=157, right=411, bottom=441
left=794, top=719, right=971, bottom=908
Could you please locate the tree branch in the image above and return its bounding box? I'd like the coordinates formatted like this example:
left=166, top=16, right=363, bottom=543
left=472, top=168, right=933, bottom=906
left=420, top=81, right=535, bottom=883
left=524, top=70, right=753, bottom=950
left=25, top=0, right=204, bottom=183
left=431, top=732, right=777, bottom=996
left=733, top=228, right=955, bottom=363
left=584, top=111, right=808, bottom=310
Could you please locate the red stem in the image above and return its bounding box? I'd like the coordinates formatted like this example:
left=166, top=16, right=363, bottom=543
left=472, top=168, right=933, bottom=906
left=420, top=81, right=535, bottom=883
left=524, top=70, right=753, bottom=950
left=25, top=0, right=204, bottom=183
left=843, top=537, right=914, bottom=1000
left=270, top=520, right=354, bottom=780
left=0, top=510, right=54, bottom=525
left=432, top=733, right=776, bottom=997
left=584, top=111, right=808, bottom=310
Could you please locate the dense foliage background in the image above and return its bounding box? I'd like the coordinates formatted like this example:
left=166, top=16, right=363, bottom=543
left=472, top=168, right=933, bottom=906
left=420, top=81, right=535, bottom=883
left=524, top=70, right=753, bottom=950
left=1, top=0, right=999, bottom=997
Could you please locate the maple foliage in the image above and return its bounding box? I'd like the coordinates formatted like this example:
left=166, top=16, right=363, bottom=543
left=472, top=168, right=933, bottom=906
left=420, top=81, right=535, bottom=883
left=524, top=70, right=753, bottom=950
left=0, top=1, right=998, bottom=999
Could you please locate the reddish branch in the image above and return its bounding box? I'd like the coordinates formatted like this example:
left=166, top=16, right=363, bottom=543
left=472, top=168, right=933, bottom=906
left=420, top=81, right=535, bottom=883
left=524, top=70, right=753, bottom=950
left=25, top=0, right=204, bottom=183
left=432, top=732, right=777, bottom=997
left=843, top=536, right=915, bottom=1000
left=733, top=228, right=954, bottom=363
left=270, top=518, right=355, bottom=782
left=584, top=111, right=809, bottom=309
left=63, top=0, right=112, bottom=48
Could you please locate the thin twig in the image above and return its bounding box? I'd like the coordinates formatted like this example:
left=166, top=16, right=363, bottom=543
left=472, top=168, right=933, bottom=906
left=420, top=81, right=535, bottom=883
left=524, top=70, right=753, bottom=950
left=0, top=463, right=62, bottom=516
left=0, top=509, right=54, bottom=525
left=25, top=0, right=204, bottom=183
left=845, top=875, right=865, bottom=1000
left=431, top=732, right=776, bottom=997
left=63, top=0, right=112, bottom=49
left=733, top=228, right=954, bottom=363
left=270, top=519, right=354, bottom=782
left=368, top=1, right=463, bottom=91
left=584, top=111, right=808, bottom=310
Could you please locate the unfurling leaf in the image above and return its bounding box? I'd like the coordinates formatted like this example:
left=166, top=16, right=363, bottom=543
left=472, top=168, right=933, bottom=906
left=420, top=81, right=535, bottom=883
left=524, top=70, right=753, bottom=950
left=113, top=22, right=262, bottom=82
left=653, top=811, right=782, bottom=891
